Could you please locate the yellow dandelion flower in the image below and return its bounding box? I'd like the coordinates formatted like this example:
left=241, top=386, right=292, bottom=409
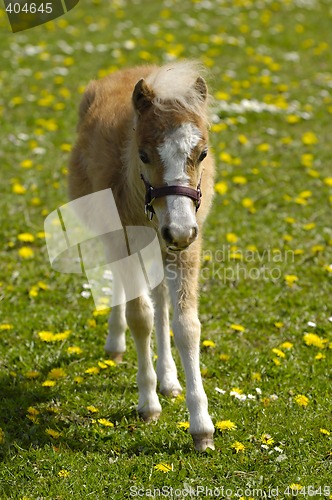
left=67, top=346, right=83, bottom=355
left=214, top=181, right=228, bottom=195
left=86, top=406, right=99, bottom=413
left=231, top=441, right=245, bottom=453
left=230, top=323, right=245, bottom=332
left=177, top=421, right=190, bottom=430
left=216, top=91, right=230, bottom=101
left=202, top=340, right=216, bottom=348
left=287, top=114, right=300, bottom=124
left=273, top=358, right=281, bottom=366
left=27, top=406, right=40, bottom=416
left=302, top=132, right=318, bottom=145
left=92, top=309, right=109, bottom=317
left=215, top=420, right=237, bottom=431
left=261, top=433, right=274, bottom=445
left=29, top=286, right=38, bottom=298
left=315, top=353, right=326, bottom=360
left=97, top=418, right=114, bottom=427
left=241, top=197, right=255, bottom=209
left=60, top=143, right=72, bottom=152
left=38, top=331, right=55, bottom=342
left=37, top=281, right=49, bottom=290
left=280, top=342, right=293, bottom=350
left=220, top=354, right=230, bottom=361
left=272, top=348, right=286, bottom=358
left=58, top=469, right=70, bottom=478
left=42, top=380, right=56, bottom=387
left=303, top=222, right=316, bottom=230
left=0, top=324, right=13, bottom=330
left=12, top=183, right=26, bottom=194
left=20, top=159, right=33, bottom=169
left=294, top=394, right=309, bottom=407
left=252, top=372, right=262, bottom=381
left=303, top=333, right=327, bottom=349
left=74, top=376, right=84, bottom=384
left=85, top=367, right=100, bottom=375
left=18, top=247, right=34, bottom=259
left=320, top=428, right=330, bottom=435
left=45, top=428, right=61, bottom=439
left=53, top=331, right=70, bottom=342
left=226, top=233, right=238, bottom=243
left=231, top=387, right=243, bottom=395
left=257, top=143, right=270, bottom=152
left=311, top=245, right=324, bottom=253
left=154, top=463, right=173, bottom=473
left=87, top=318, right=97, bottom=328
left=219, top=152, right=233, bottom=163
left=238, top=134, right=249, bottom=145
left=98, top=361, right=108, bottom=369
left=274, top=322, right=284, bottom=329
left=284, top=274, right=298, bottom=287
left=18, top=233, right=35, bottom=242
left=48, top=368, right=66, bottom=380
left=290, top=484, right=303, bottom=491
left=299, top=190, right=312, bottom=199
left=103, top=360, right=117, bottom=367
left=324, top=177, right=332, bottom=186
left=232, top=175, right=247, bottom=185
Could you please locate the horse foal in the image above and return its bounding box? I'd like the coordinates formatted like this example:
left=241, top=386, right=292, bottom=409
left=68, top=61, right=215, bottom=451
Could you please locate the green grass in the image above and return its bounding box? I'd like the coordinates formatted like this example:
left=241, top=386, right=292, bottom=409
left=0, top=0, right=332, bottom=498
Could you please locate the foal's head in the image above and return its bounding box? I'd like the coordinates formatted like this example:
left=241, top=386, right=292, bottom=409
left=132, top=65, right=210, bottom=251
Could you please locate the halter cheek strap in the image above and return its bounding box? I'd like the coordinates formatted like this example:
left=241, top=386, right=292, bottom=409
left=140, top=174, right=202, bottom=221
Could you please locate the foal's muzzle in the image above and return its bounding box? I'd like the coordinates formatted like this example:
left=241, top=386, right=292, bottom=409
left=161, top=223, right=198, bottom=251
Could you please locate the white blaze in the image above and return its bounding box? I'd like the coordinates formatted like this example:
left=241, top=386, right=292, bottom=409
left=156, top=123, right=201, bottom=236
left=157, top=123, right=201, bottom=184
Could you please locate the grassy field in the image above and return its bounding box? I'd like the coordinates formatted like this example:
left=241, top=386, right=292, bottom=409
left=0, top=0, right=331, bottom=498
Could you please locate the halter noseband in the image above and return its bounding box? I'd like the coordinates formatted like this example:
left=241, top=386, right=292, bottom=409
left=140, top=174, right=202, bottom=221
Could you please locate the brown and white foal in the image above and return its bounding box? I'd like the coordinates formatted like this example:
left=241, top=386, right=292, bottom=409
left=68, top=61, right=216, bottom=451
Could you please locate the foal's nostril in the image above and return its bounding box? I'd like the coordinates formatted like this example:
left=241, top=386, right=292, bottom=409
left=191, top=225, right=198, bottom=241
left=161, top=225, right=174, bottom=245
left=162, top=224, right=198, bottom=248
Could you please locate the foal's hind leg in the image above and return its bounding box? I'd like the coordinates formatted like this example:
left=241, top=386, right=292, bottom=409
left=166, top=242, right=214, bottom=451
left=152, top=280, right=182, bottom=397
left=126, top=295, right=162, bottom=421
left=105, top=271, right=127, bottom=361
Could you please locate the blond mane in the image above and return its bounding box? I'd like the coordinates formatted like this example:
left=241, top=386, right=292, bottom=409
left=145, top=61, right=210, bottom=119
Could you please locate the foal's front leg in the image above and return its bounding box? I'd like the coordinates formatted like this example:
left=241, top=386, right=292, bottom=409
left=152, top=280, right=182, bottom=397
left=126, top=295, right=162, bottom=421
left=166, top=242, right=215, bottom=451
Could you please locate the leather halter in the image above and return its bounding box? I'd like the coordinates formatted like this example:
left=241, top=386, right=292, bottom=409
left=140, top=174, right=202, bottom=221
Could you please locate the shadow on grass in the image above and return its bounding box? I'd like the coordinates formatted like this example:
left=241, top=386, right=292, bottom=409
left=0, top=370, right=191, bottom=460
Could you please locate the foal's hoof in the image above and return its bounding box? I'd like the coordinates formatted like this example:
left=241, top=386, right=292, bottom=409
left=159, top=385, right=182, bottom=398
left=192, top=433, right=215, bottom=451
left=139, top=409, right=161, bottom=423
left=105, top=351, right=124, bottom=363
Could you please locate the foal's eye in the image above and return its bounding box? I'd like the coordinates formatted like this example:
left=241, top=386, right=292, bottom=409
left=139, top=150, right=150, bottom=164
left=198, top=148, right=208, bottom=162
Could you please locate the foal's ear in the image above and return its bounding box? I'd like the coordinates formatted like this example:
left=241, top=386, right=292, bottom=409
left=194, top=76, right=208, bottom=101
left=132, top=79, right=155, bottom=114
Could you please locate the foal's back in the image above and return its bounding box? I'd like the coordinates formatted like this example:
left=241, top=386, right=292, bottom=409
left=68, top=65, right=156, bottom=204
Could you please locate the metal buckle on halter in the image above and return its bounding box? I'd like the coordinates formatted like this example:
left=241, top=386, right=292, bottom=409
left=144, top=186, right=155, bottom=220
